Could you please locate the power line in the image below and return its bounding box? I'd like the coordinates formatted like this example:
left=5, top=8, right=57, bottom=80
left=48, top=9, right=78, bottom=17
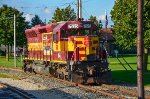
left=82, top=7, right=90, bottom=19
left=82, top=0, right=92, bottom=4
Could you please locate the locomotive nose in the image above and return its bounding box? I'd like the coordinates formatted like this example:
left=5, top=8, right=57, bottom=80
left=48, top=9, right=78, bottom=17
left=84, top=37, right=92, bottom=47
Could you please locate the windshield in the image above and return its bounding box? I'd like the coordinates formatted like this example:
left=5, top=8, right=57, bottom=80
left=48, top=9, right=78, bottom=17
left=70, top=30, right=78, bottom=36
left=61, top=29, right=97, bottom=38
left=92, top=30, right=98, bottom=35
left=80, top=30, right=90, bottom=36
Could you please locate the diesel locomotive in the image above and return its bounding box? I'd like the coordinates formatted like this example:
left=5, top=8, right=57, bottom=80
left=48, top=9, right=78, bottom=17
left=23, top=19, right=111, bottom=84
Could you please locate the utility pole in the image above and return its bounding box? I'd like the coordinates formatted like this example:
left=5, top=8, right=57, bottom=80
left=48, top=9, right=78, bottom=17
left=79, top=0, right=82, bottom=19
left=77, top=0, right=79, bottom=19
left=14, top=14, right=17, bottom=67
left=137, top=0, right=144, bottom=98
left=77, top=0, right=82, bottom=19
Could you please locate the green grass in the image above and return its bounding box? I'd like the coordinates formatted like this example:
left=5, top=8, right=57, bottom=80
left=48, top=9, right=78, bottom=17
left=0, top=73, right=19, bottom=79
left=0, top=54, right=150, bottom=86
left=109, top=54, right=150, bottom=86
left=0, top=56, right=23, bottom=68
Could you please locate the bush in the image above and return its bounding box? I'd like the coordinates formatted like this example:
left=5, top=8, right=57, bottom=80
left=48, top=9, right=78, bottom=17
left=0, top=49, right=5, bottom=56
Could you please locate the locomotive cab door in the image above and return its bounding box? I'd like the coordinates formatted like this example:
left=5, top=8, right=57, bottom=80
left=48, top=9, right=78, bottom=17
left=53, top=32, right=59, bottom=51
left=43, top=33, right=52, bottom=61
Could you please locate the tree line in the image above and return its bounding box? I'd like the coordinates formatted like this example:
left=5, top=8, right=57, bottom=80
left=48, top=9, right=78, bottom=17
left=0, top=2, right=149, bottom=71
left=0, top=4, right=102, bottom=61
left=111, top=0, right=150, bottom=71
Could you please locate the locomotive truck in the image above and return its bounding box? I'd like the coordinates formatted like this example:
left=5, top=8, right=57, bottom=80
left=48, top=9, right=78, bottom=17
left=23, top=19, right=111, bottom=84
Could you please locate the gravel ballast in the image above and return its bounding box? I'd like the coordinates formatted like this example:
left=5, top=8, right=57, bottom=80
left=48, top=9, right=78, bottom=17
left=0, top=68, right=110, bottom=99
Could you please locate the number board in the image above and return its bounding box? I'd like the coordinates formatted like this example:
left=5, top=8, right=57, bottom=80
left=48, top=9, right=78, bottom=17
left=68, top=24, right=79, bottom=29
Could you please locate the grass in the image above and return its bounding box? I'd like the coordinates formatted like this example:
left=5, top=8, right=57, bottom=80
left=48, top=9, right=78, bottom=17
left=0, top=73, right=19, bottom=79
left=0, top=54, right=150, bottom=86
left=109, top=54, right=150, bottom=86
left=0, top=56, right=23, bottom=68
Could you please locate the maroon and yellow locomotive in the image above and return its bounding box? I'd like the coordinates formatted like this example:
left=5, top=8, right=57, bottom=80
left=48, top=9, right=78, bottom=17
left=23, top=20, right=111, bottom=84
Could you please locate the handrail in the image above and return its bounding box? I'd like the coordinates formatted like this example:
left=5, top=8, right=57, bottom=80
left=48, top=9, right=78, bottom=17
left=103, top=45, right=109, bottom=57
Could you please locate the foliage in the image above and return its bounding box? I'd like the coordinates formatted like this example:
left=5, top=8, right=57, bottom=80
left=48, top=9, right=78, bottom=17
left=49, top=5, right=76, bottom=22
left=111, top=0, right=150, bottom=49
left=88, top=15, right=103, bottom=36
left=0, top=5, right=29, bottom=47
left=31, top=14, right=44, bottom=27
left=0, top=49, right=5, bottom=56
left=99, top=20, right=103, bottom=29
left=88, top=15, right=102, bottom=29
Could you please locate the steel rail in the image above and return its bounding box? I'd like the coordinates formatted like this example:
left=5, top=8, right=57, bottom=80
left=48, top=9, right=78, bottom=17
left=101, top=84, right=150, bottom=99
left=50, top=77, right=124, bottom=99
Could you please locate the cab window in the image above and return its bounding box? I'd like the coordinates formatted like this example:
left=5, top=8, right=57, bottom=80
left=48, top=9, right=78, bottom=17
left=81, top=30, right=90, bottom=36
left=61, top=30, right=67, bottom=38
left=53, top=32, right=58, bottom=42
left=92, top=30, right=98, bottom=35
left=70, top=30, right=78, bottom=36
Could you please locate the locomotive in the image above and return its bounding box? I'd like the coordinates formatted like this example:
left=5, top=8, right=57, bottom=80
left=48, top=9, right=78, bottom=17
left=23, top=19, right=111, bottom=84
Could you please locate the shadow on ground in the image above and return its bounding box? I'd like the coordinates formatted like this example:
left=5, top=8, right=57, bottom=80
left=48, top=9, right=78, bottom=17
left=111, top=70, right=150, bottom=86
left=4, top=85, right=82, bottom=99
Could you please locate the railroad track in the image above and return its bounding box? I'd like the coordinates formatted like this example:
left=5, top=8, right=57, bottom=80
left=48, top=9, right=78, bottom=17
left=40, top=74, right=150, bottom=99
left=101, top=84, right=150, bottom=99
left=0, top=82, right=36, bottom=99
left=0, top=68, right=121, bottom=98
left=0, top=66, right=150, bottom=99
left=49, top=77, right=122, bottom=99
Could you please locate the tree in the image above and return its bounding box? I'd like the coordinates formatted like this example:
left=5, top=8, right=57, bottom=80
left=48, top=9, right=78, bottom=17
left=31, top=15, right=44, bottom=26
left=0, top=5, right=28, bottom=60
left=88, top=15, right=103, bottom=33
left=49, top=5, right=76, bottom=22
left=98, top=20, right=103, bottom=30
left=88, top=15, right=102, bottom=28
left=88, top=15, right=98, bottom=25
left=111, top=0, right=150, bottom=71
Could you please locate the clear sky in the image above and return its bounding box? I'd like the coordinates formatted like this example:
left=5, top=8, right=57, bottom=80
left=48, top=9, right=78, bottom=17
left=0, top=0, right=115, bottom=27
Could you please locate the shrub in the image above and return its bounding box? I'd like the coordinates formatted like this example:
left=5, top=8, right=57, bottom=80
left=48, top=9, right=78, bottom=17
left=0, top=49, right=5, bottom=56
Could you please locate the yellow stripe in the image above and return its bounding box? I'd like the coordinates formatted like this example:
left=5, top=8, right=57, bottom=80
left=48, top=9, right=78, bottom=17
left=23, top=58, right=67, bottom=64
left=28, top=43, right=43, bottom=50
left=43, top=32, right=52, bottom=34
left=81, top=57, right=87, bottom=61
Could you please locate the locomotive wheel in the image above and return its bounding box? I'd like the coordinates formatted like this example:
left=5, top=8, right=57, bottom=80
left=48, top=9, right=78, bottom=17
left=23, top=65, right=27, bottom=72
left=70, top=73, right=84, bottom=84
left=22, top=61, right=27, bottom=72
left=59, top=72, right=65, bottom=80
left=31, top=62, right=37, bottom=74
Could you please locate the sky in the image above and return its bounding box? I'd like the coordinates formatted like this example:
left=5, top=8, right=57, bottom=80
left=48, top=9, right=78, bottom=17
left=0, top=0, right=115, bottom=27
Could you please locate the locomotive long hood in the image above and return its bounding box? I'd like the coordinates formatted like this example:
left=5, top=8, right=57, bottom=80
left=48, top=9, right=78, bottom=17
left=25, top=21, right=98, bottom=38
